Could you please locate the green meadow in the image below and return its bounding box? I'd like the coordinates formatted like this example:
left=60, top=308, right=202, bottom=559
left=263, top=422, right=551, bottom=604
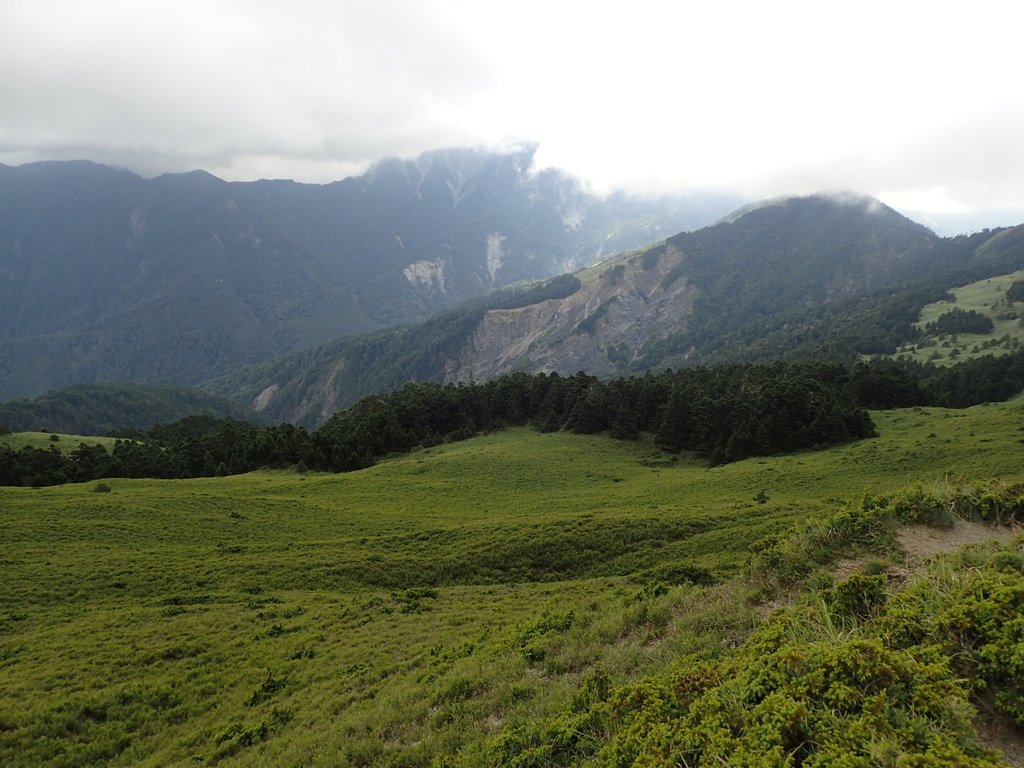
left=0, top=431, right=121, bottom=453
left=3, top=400, right=1024, bottom=766
left=895, top=268, right=1024, bottom=365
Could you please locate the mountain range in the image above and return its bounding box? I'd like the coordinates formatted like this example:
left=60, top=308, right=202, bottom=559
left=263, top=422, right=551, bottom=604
left=4, top=151, right=1024, bottom=429
left=0, top=147, right=738, bottom=402
left=209, top=194, right=1024, bottom=426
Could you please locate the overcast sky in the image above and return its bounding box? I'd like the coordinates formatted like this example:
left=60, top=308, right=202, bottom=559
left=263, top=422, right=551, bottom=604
left=2, top=0, right=1023, bottom=229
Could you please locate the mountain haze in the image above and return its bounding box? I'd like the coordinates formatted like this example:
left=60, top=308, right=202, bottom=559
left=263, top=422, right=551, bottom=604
left=0, top=382, right=264, bottom=435
left=212, top=195, right=1024, bottom=426
left=0, top=147, right=738, bottom=401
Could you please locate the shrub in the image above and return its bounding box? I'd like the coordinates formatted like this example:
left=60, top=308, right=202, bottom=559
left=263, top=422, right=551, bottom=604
left=485, top=535, right=1024, bottom=767
left=925, top=308, right=995, bottom=336
left=826, top=572, right=888, bottom=622
left=247, top=673, right=287, bottom=706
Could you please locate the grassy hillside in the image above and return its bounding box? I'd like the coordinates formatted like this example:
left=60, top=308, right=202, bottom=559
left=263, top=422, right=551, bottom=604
left=0, top=431, right=120, bottom=453
left=2, top=400, right=1024, bottom=766
left=893, top=269, right=1024, bottom=365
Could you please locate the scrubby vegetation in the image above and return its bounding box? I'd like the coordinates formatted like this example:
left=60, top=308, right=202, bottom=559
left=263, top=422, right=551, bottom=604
left=482, top=483, right=1024, bottom=766
left=489, top=274, right=583, bottom=310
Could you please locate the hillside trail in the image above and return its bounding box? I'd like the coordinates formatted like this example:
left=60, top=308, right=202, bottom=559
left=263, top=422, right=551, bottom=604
left=828, top=519, right=1023, bottom=765
left=829, top=518, right=1020, bottom=582
left=895, top=519, right=1020, bottom=568
left=760, top=519, right=1023, bottom=763
left=895, top=520, right=1024, bottom=768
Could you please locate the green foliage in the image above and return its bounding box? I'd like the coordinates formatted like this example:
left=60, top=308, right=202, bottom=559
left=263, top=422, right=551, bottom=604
left=891, top=267, right=1024, bottom=367
left=747, top=482, right=1024, bottom=594
left=312, top=363, right=877, bottom=474
left=850, top=348, right=1024, bottom=410
left=637, top=561, right=715, bottom=587
left=213, top=707, right=292, bottom=760
left=572, top=297, right=618, bottom=336
left=511, top=612, right=576, bottom=662
left=825, top=571, right=889, bottom=622
left=926, top=307, right=996, bottom=336
left=588, top=636, right=1000, bottom=767
left=641, top=224, right=1024, bottom=373
left=483, top=519, right=1024, bottom=768
left=246, top=673, right=288, bottom=707
left=641, top=245, right=666, bottom=271
left=488, top=274, right=582, bottom=310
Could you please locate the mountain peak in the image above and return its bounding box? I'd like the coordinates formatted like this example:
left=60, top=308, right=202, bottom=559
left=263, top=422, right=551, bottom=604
left=718, top=192, right=904, bottom=227
left=152, top=168, right=224, bottom=185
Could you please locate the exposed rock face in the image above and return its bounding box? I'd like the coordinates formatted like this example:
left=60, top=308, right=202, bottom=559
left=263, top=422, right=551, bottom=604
left=0, top=150, right=735, bottom=401
left=445, top=245, right=696, bottom=381
left=217, top=192, right=1000, bottom=430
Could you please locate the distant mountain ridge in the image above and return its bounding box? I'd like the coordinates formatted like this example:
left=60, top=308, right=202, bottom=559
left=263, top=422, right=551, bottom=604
left=0, top=147, right=739, bottom=401
left=208, top=195, right=1024, bottom=426
left=0, top=382, right=264, bottom=435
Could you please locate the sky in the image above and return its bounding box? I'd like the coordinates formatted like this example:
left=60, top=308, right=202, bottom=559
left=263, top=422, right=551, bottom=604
left=2, top=0, right=1023, bottom=231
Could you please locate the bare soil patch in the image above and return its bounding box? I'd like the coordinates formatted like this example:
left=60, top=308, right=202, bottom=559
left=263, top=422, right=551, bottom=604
left=897, top=520, right=1020, bottom=567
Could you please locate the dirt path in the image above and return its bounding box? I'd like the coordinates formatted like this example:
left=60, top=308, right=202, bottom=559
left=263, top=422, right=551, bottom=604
left=895, top=520, right=1023, bottom=767
left=896, top=519, right=1021, bottom=567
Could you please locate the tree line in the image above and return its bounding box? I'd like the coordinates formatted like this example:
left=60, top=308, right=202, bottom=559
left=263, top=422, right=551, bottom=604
left=850, top=348, right=1024, bottom=408
left=0, top=363, right=875, bottom=486
left=4, top=351, right=1023, bottom=488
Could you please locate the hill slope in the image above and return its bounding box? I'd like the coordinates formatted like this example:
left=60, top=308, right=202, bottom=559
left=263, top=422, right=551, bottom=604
left=2, top=400, right=1023, bottom=766
left=0, top=148, right=738, bottom=400
left=217, top=195, right=1024, bottom=427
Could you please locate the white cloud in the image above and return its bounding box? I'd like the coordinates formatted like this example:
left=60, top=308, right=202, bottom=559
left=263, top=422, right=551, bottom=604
left=1, top=0, right=1023, bottom=221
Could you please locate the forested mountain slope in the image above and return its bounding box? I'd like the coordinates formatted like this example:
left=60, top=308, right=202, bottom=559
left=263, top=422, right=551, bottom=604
left=215, top=195, right=1024, bottom=427
left=0, top=148, right=735, bottom=400
left=0, top=383, right=264, bottom=435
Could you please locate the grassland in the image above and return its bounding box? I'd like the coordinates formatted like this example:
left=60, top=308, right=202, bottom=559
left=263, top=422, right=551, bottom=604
left=0, top=431, right=121, bottom=453
left=3, top=400, right=1024, bottom=766
left=894, top=268, right=1024, bottom=365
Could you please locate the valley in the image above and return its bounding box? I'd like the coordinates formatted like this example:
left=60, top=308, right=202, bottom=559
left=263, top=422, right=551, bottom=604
left=214, top=196, right=1024, bottom=428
